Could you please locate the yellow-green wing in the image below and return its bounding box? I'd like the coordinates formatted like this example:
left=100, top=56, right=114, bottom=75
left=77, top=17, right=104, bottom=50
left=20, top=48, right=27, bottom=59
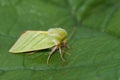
left=9, top=31, right=55, bottom=53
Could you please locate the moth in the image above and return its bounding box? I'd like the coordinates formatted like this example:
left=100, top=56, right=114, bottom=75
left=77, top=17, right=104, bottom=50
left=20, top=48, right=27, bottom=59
left=9, top=28, right=68, bottom=64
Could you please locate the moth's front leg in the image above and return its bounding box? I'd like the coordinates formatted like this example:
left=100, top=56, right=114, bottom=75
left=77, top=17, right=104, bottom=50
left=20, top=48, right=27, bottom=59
left=63, top=39, right=70, bottom=49
left=47, top=46, right=58, bottom=64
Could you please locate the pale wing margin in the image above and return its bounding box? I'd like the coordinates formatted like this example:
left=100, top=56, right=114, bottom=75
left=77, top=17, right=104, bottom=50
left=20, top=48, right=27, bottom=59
left=9, top=31, right=55, bottom=53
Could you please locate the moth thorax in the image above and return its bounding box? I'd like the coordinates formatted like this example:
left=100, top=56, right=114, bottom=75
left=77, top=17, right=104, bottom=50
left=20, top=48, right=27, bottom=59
left=48, top=28, right=67, bottom=45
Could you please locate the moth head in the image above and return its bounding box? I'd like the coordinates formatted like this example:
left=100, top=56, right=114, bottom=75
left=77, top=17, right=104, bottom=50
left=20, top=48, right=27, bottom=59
left=48, top=28, right=67, bottom=45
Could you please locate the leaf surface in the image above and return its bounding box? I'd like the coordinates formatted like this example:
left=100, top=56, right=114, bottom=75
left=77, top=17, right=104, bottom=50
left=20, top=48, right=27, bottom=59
left=0, top=0, right=120, bottom=80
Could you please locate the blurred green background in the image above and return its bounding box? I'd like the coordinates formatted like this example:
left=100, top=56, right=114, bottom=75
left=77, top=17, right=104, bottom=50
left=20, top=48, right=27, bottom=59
left=0, top=0, right=120, bottom=80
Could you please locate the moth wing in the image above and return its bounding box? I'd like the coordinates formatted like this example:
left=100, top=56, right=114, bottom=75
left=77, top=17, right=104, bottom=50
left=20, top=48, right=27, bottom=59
left=9, top=31, right=55, bottom=53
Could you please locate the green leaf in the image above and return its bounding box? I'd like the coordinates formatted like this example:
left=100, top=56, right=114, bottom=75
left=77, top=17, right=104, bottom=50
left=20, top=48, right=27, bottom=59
left=0, top=0, right=120, bottom=80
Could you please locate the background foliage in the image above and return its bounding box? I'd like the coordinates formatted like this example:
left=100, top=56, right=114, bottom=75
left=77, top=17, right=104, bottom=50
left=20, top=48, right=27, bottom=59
left=0, top=0, right=120, bottom=80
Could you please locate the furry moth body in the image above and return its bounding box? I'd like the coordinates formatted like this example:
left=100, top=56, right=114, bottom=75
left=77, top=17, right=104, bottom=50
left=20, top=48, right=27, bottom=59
left=9, top=28, right=68, bottom=64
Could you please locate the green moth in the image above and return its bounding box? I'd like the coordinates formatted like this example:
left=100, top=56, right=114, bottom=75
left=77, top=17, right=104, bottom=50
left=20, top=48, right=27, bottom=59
left=9, top=28, right=68, bottom=64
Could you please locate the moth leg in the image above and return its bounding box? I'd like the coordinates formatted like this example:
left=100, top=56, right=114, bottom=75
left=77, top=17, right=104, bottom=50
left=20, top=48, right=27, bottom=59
left=27, top=52, right=35, bottom=55
left=63, top=50, right=71, bottom=55
left=63, top=40, right=70, bottom=49
left=59, top=47, right=66, bottom=62
left=62, top=41, right=71, bottom=55
left=65, top=44, right=70, bottom=49
left=47, top=46, right=58, bottom=64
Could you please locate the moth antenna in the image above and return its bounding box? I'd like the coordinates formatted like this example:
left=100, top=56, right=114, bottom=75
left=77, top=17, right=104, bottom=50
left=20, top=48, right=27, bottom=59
left=68, top=27, right=77, bottom=41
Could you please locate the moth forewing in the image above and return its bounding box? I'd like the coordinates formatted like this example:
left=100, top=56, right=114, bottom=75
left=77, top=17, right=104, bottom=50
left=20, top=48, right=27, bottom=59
left=9, top=31, right=54, bottom=53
